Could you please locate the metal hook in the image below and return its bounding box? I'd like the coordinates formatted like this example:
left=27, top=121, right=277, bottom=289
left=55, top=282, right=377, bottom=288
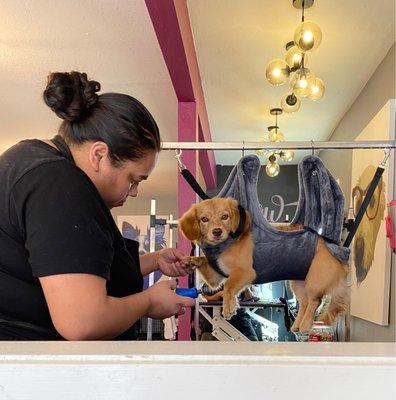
left=174, top=149, right=186, bottom=171
left=380, top=148, right=391, bottom=167
left=311, top=139, right=315, bottom=156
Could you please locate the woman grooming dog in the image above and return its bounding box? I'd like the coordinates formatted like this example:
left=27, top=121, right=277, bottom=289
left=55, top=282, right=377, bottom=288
left=0, top=71, right=195, bottom=340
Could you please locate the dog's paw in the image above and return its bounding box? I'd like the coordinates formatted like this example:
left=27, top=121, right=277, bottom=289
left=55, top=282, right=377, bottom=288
left=222, top=308, right=237, bottom=320
left=222, top=298, right=238, bottom=320
left=298, top=321, right=313, bottom=334
left=183, top=256, right=204, bottom=268
left=290, top=323, right=300, bottom=333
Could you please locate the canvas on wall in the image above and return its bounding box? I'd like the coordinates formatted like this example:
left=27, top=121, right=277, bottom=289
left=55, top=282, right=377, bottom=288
left=117, top=215, right=170, bottom=254
left=117, top=215, right=170, bottom=288
left=350, top=100, right=395, bottom=325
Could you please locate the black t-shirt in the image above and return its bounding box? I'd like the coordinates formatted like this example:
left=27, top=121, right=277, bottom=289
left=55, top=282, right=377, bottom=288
left=0, top=139, right=143, bottom=340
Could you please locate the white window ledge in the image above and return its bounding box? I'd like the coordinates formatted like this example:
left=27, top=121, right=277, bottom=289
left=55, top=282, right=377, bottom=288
left=0, top=342, right=395, bottom=399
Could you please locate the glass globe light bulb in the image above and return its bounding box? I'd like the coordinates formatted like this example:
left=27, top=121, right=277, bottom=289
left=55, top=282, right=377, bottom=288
left=268, top=127, right=284, bottom=142
left=285, top=45, right=307, bottom=70
left=265, top=59, right=290, bottom=86
left=294, top=21, right=322, bottom=52
left=291, top=68, right=315, bottom=97
left=307, top=76, right=325, bottom=101
left=281, top=92, right=301, bottom=113
left=266, top=155, right=280, bottom=177
left=280, top=150, right=295, bottom=162
left=255, top=149, right=267, bottom=156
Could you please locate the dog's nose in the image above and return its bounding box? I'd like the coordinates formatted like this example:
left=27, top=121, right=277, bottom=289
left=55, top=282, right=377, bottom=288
left=212, top=228, right=223, bottom=237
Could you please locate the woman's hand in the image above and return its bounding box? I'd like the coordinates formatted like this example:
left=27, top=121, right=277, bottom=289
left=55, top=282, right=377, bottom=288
left=157, top=248, right=196, bottom=277
left=143, top=279, right=195, bottom=319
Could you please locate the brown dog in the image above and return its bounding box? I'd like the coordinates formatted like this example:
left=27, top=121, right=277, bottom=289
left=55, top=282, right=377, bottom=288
left=180, top=197, right=349, bottom=332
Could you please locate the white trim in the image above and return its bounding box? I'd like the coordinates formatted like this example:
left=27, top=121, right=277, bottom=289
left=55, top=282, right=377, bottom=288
left=0, top=342, right=395, bottom=399
left=162, top=140, right=396, bottom=150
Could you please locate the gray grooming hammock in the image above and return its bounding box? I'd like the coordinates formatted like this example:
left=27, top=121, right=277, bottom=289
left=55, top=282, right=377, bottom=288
left=213, top=155, right=350, bottom=284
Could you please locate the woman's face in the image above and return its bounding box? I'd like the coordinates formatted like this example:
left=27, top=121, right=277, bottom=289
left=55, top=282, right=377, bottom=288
left=99, top=150, right=158, bottom=208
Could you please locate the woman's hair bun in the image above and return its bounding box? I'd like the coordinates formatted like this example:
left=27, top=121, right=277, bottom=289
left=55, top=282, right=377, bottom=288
left=43, top=71, right=101, bottom=122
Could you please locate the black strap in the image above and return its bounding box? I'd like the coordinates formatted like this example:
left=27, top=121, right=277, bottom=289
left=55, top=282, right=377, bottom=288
left=211, top=260, right=229, bottom=278
left=51, top=134, right=75, bottom=163
left=343, top=166, right=385, bottom=248
left=181, top=169, right=210, bottom=200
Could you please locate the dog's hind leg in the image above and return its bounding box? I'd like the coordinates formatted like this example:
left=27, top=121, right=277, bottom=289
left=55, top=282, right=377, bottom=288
left=222, top=267, right=256, bottom=320
left=290, top=280, right=308, bottom=332
left=299, top=239, right=344, bottom=333
left=299, top=293, right=321, bottom=334
left=318, top=271, right=349, bottom=326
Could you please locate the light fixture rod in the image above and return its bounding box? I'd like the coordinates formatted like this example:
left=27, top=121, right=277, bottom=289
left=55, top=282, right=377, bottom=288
left=292, top=0, right=314, bottom=10
left=161, top=140, right=396, bottom=150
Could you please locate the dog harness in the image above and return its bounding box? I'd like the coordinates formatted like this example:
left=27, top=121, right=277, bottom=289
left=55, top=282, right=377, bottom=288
left=199, top=155, right=350, bottom=284
left=200, top=237, right=236, bottom=278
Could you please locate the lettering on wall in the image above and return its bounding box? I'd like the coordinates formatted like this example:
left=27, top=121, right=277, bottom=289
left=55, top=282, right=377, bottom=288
left=261, top=195, right=298, bottom=222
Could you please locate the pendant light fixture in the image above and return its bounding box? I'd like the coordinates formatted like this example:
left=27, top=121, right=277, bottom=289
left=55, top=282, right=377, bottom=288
left=280, top=92, right=301, bottom=113
left=265, top=0, right=325, bottom=113
left=256, top=108, right=295, bottom=177
left=266, top=154, right=280, bottom=177
left=265, top=59, right=290, bottom=86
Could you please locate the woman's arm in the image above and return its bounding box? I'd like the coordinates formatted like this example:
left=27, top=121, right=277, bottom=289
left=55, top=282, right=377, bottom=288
left=39, top=273, right=195, bottom=340
left=139, top=251, right=160, bottom=276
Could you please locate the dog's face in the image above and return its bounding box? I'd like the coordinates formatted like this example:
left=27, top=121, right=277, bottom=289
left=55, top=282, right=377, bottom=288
left=179, top=198, right=242, bottom=245
left=352, top=165, right=386, bottom=284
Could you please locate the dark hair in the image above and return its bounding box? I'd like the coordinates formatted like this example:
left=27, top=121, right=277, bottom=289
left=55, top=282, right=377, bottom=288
left=43, top=71, right=161, bottom=165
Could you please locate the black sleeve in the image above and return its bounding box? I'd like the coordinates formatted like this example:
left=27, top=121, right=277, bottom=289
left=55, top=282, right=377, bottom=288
left=11, top=161, right=114, bottom=280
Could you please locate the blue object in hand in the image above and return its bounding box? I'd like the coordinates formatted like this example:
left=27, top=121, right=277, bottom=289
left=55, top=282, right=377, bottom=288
left=175, top=288, right=202, bottom=298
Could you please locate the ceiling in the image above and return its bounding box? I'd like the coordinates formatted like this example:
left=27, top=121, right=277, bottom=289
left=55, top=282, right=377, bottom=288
left=0, top=0, right=395, bottom=213
left=188, top=0, right=395, bottom=164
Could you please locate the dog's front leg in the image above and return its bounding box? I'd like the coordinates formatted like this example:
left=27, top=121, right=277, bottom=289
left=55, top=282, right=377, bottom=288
left=184, top=256, right=225, bottom=290
left=223, top=267, right=256, bottom=320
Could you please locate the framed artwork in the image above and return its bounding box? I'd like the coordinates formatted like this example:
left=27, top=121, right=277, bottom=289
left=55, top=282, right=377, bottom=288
left=350, top=100, right=395, bottom=325
left=117, top=215, right=170, bottom=288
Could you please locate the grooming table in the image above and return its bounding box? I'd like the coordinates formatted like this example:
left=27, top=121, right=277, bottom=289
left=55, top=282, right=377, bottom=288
left=198, top=301, right=285, bottom=341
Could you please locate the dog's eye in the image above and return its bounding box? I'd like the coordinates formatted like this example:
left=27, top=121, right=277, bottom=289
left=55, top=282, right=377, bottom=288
left=201, top=217, right=209, bottom=222
left=221, top=215, right=229, bottom=220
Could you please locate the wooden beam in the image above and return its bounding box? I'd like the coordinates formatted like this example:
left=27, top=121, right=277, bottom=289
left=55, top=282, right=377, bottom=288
left=145, top=0, right=217, bottom=189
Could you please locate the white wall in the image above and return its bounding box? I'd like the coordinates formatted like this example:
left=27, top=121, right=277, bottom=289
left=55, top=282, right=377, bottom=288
left=321, top=43, right=395, bottom=342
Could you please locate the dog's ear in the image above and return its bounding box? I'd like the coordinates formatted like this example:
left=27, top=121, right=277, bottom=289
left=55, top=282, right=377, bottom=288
left=243, top=210, right=252, bottom=233
left=227, top=197, right=251, bottom=233
left=179, top=205, right=200, bottom=241
left=227, top=198, right=240, bottom=232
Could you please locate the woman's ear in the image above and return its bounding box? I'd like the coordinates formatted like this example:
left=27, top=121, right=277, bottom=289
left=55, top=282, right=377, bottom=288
left=89, top=141, right=109, bottom=172
left=179, top=205, right=200, bottom=241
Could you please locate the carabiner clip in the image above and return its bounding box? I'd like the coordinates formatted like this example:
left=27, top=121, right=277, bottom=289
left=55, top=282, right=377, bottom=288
left=174, top=149, right=186, bottom=171
left=380, top=148, right=391, bottom=168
